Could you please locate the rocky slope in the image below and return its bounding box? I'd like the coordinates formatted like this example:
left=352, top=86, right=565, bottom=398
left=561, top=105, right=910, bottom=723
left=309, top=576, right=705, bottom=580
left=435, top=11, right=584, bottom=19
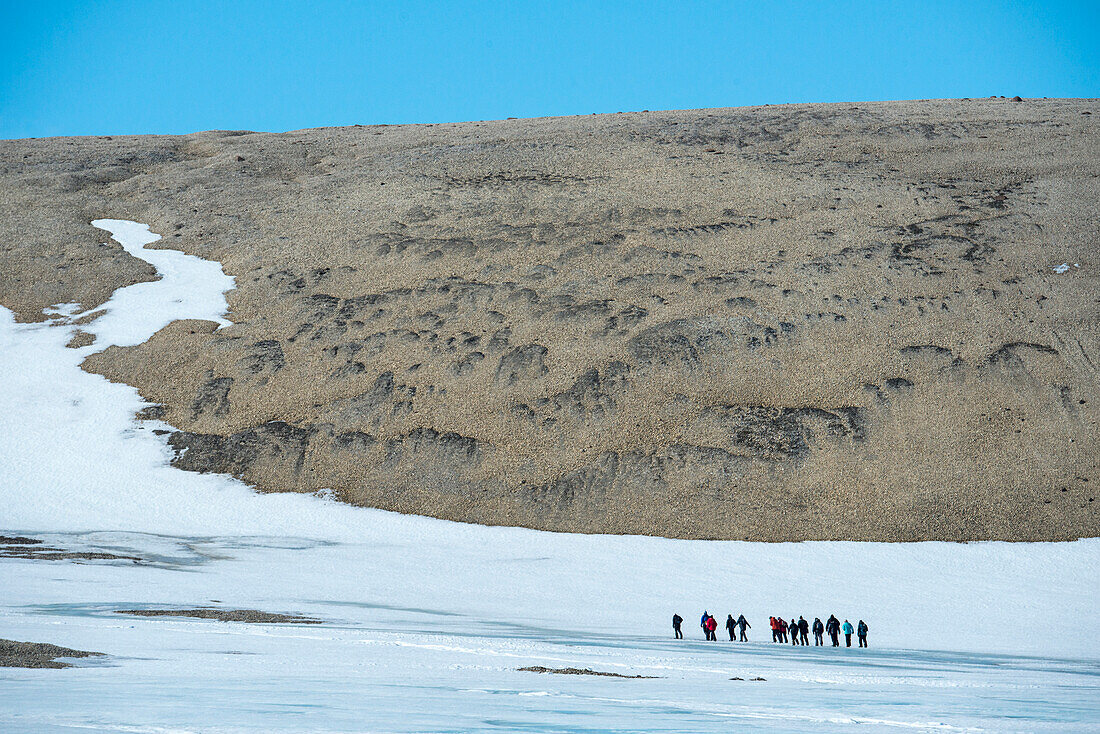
left=2, top=99, right=1097, bottom=540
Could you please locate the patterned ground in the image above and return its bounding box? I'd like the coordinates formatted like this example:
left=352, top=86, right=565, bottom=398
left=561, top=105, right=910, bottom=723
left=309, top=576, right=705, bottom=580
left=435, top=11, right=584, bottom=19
left=1, top=98, right=1097, bottom=539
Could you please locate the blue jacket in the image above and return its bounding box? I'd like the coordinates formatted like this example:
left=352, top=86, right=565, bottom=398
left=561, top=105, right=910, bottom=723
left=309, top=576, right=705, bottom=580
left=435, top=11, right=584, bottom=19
left=842, top=621, right=854, bottom=634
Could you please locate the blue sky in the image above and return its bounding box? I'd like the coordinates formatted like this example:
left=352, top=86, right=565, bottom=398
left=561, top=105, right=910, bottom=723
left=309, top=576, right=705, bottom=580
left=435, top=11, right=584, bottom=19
left=2, top=0, right=1096, bottom=138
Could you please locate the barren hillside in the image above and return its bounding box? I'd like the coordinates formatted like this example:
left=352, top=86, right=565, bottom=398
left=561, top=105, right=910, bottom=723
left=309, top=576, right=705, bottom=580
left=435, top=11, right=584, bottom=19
left=2, top=99, right=1097, bottom=540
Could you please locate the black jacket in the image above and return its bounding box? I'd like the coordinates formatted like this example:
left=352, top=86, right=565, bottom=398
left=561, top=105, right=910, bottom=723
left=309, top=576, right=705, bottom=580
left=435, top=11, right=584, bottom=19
left=672, top=614, right=683, bottom=627
left=813, top=619, right=824, bottom=634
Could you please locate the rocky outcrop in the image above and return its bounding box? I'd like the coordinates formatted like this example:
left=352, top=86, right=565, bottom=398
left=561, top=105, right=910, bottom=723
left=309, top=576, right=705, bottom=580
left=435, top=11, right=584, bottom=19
left=168, top=421, right=314, bottom=483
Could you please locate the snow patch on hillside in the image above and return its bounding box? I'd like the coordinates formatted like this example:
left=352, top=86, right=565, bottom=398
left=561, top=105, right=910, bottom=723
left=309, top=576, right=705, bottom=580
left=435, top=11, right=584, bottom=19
left=78, top=218, right=234, bottom=348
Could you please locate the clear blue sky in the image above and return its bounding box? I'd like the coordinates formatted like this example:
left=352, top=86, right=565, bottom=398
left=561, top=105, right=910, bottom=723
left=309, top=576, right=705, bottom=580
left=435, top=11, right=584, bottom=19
left=2, top=0, right=1097, bottom=139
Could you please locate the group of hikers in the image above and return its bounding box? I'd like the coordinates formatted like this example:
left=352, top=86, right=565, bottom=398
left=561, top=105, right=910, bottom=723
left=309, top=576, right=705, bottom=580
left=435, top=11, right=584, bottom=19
left=674, top=613, right=868, bottom=648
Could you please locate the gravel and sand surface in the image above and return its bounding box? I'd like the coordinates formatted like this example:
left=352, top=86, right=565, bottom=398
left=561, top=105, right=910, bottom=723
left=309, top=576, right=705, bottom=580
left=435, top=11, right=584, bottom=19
left=0, top=639, right=103, bottom=669
left=1, top=99, right=1097, bottom=540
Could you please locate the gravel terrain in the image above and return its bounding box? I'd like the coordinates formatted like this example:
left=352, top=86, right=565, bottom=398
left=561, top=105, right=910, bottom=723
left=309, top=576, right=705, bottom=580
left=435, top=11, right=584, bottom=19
left=2, top=99, right=1097, bottom=540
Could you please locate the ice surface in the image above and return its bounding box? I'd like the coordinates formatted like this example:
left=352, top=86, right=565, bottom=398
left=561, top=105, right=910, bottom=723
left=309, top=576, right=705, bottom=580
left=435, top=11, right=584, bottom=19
left=3, top=534, right=1098, bottom=733
left=2, top=221, right=1098, bottom=732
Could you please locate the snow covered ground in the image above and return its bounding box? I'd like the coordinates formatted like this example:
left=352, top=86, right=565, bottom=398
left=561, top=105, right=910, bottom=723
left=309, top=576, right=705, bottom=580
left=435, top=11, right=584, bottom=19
left=5, top=532, right=1098, bottom=733
left=1, top=221, right=1098, bottom=732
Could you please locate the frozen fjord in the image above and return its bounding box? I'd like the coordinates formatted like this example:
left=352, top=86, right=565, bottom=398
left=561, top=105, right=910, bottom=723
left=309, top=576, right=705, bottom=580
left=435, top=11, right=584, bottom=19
left=0, top=221, right=1097, bottom=733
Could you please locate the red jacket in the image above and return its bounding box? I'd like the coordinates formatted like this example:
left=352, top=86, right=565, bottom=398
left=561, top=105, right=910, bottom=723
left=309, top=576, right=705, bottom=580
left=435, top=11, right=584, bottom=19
left=705, top=616, right=717, bottom=632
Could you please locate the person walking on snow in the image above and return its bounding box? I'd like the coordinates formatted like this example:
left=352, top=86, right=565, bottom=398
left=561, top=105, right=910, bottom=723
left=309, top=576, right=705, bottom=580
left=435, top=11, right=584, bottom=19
left=726, top=614, right=736, bottom=641
left=798, top=616, right=810, bottom=646
left=827, top=615, right=841, bottom=647
left=705, top=614, right=718, bottom=641
left=790, top=615, right=799, bottom=645
left=737, top=614, right=750, bottom=641
left=672, top=613, right=683, bottom=639
left=701, top=612, right=710, bottom=640
left=770, top=616, right=780, bottom=642
left=778, top=617, right=788, bottom=643
left=813, top=617, right=825, bottom=646
left=842, top=619, right=854, bottom=647
left=857, top=619, right=868, bottom=648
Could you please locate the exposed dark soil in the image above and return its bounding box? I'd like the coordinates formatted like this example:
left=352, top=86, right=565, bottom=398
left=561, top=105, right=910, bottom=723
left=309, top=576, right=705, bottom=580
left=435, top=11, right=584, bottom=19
left=0, top=639, right=104, bottom=668
left=114, top=608, right=322, bottom=624
left=518, top=665, right=660, bottom=679
left=0, top=545, right=142, bottom=563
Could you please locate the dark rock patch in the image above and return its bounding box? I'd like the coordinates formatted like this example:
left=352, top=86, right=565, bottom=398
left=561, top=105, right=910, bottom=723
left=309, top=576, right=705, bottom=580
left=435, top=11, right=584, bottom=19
left=136, top=404, right=167, bottom=420
left=0, top=545, right=141, bottom=563
left=168, top=421, right=314, bottom=477
left=450, top=351, right=485, bottom=376
left=700, top=405, right=866, bottom=461
left=239, top=340, right=285, bottom=374
left=518, top=665, right=659, bottom=679
left=0, top=639, right=104, bottom=669
left=629, top=317, right=781, bottom=370
left=495, top=344, right=549, bottom=385
left=115, top=608, right=321, bottom=624
left=986, top=342, right=1058, bottom=365
left=191, top=375, right=233, bottom=419
left=549, top=362, right=631, bottom=421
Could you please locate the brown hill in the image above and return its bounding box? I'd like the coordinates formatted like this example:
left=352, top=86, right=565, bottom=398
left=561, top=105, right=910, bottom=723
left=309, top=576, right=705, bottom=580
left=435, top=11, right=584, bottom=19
left=2, top=99, right=1098, bottom=540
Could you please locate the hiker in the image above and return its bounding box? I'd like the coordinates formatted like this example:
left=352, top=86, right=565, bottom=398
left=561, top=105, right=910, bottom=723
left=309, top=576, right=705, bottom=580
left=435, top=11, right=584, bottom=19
left=770, top=616, right=779, bottom=642
left=737, top=614, right=750, bottom=641
left=827, top=615, right=841, bottom=647
left=842, top=619, right=854, bottom=647
left=673, top=613, right=683, bottom=639
left=790, top=615, right=799, bottom=645
left=705, top=614, right=718, bottom=641
left=813, top=617, right=825, bottom=646
left=857, top=619, right=868, bottom=648
left=726, top=614, right=736, bottom=641
left=778, top=617, right=788, bottom=643
left=701, top=611, right=711, bottom=640
left=798, top=616, right=810, bottom=646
